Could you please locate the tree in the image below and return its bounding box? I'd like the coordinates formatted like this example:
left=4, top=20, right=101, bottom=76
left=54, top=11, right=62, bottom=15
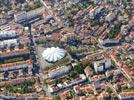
left=66, top=91, right=75, bottom=99
left=52, top=96, right=61, bottom=100
left=72, top=61, right=92, bottom=74
left=65, top=46, right=72, bottom=53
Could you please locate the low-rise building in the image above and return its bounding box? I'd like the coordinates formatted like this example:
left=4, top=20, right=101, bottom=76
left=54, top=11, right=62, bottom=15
left=48, top=74, right=87, bottom=93
left=99, top=39, right=120, bottom=47
left=14, top=11, right=27, bottom=23
left=48, top=65, right=72, bottom=79
left=127, top=82, right=134, bottom=89
left=100, top=92, right=110, bottom=100
left=0, top=60, right=32, bottom=72
left=73, top=85, right=94, bottom=95
left=14, top=7, right=45, bottom=23
left=0, top=31, right=16, bottom=40
left=91, top=74, right=106, bottom=82
left=119, top=92, right=134, bottom=100
left=105, top=13, right=116, bottom=22
left=84, top=66, right=94, bottom=80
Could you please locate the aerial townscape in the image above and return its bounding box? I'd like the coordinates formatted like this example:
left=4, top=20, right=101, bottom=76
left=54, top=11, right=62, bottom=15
left=0, top=0, right=134, bottom=100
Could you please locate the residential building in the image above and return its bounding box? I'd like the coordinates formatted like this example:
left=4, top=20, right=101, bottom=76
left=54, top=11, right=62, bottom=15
left=119, top=92, right=134, bottom=100
left=84, top=66, right=93, bottom=80
left=94, top=59, right=111, bottom=73
left=48, top=65, right=72, bottom=79
left=105, top=13, right=116, bottom=22
left=0, top=31, right=16, bottom=40
left=14, top=7, right=45, bottom=23
left=14, top=11, right=27, bottom=23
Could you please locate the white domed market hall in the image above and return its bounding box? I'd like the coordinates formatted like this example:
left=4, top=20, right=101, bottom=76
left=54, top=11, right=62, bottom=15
left=42, top=47, right=66, bottom=63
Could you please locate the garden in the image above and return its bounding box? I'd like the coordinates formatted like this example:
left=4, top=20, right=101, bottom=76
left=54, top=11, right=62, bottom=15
left=3, top=81, right=36, bottom=94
